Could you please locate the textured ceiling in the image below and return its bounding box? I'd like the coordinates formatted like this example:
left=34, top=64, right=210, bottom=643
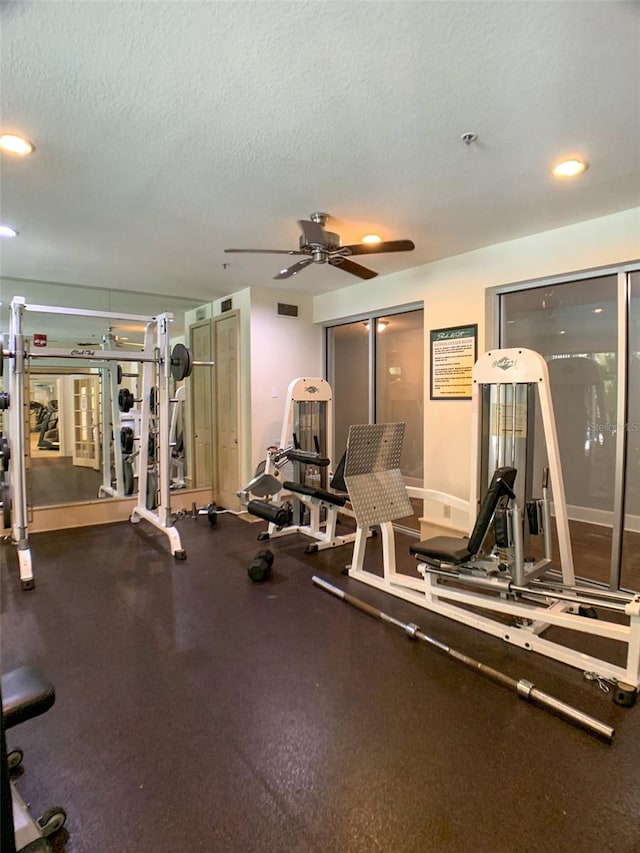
left=1, top=0, right=639, bottom=303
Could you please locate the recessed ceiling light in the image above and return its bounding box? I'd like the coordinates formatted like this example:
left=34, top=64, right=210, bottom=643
left=593, top=307, right=604, bottom=314
left=559, top=330, right=566, bottom=335
left=362, top=234, right=382, bottom=244
left=0, top=225, right=19, bottom=238
left=552, top=159, right=588, bottom=178
left=0, top=134, right=35, bottom=156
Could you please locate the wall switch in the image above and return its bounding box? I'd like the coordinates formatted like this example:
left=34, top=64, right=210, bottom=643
left=443, top=504, right=451, bottom=518
left=271, top=387, right=278, bottom=398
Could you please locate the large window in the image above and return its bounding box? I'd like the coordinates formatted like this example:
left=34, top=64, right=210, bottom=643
left=500, top=271, right=639, bottom=589
left=327, top=308, right=424, bottom=485
left=622, top=272, right=640, bottom=590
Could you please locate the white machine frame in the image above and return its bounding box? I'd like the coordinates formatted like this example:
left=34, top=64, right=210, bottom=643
left=4, top=297, right=187, bottom=589
left=348, top=348, right=640, bottom=690
left=245, top=377, right=364, bottom=552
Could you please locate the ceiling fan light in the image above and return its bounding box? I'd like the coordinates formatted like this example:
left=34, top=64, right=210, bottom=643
left=362, top=234, right=382, bottom=244
left=0, top=133, right=35, bottom=156
left=552, top=159, right=588, bottom=178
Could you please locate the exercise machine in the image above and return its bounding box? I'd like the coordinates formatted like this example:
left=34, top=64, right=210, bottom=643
left=345, top=349, right=640, bottom=697
left=239, top=377, right=364, bottom=552
left=1, top=297, right=213, bottom=588
left=1, top=666, right=67, bottom=850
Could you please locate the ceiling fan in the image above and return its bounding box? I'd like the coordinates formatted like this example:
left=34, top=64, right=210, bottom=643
left=225, top=212, right=415, bottom=280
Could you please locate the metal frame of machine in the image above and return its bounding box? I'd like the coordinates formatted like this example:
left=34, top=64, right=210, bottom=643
left=2, top=297, right=209, bottom=588
left=347, top=348, right=640, bottom=691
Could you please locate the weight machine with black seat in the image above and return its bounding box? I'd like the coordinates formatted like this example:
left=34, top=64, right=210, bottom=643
left=1, top=666, right=67, bottom=850
left=345, top=349, right=640, bottom=699
left=239, top=377, right=365, bottom=553
left=1, top=297, right=213, bottom=589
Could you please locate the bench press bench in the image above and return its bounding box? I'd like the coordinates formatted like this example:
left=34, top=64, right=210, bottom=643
left=1, top=666, right=67, bottom=850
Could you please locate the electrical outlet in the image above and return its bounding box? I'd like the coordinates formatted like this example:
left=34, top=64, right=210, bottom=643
left=443, top=504, right=451, bottom=518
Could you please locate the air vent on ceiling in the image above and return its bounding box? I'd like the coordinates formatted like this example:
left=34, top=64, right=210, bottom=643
left=221, top=298, right=233, bottom=313
left=277, top=302, right=299, bottom=318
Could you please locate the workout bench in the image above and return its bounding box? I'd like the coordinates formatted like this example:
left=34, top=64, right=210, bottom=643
left=1, top=666, right=67, bottom=850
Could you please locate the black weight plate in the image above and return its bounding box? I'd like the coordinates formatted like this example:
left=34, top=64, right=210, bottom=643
left=149, top=387, right=157, bottom=410
left=0, top=333, right=3, bottom=378
left=207, top=502, right=217, bottom=526
left=118, top=388, right=134, bottom=413
left=0, top=392, right=10, bottom=411
left=170, top=343, right=193, bottom=381
left=120, top=426, right=134, bottom=454
left=123, top=459, right=134, bottom=495
left=0, top=436, right=10, bottom=472
left=2, top=477, right=11, bottom=529
left=146, top=470, right=158, bottom=510
left=117, top=364, right=123, bottom=385
left=148, top=434, right=156, bottom=459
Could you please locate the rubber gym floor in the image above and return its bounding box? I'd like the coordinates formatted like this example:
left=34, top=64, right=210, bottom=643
left=1, top=514, right=639, bottom=853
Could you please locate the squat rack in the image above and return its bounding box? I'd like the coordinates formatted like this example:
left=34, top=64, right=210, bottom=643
left=1, top=296, right=212, bottom=589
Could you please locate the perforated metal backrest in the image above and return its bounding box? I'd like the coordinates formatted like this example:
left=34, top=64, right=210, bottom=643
left=467, top=466, right=517, bottom=555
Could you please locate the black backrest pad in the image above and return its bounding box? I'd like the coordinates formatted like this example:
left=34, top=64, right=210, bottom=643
left=466, top=467, right=517, bottom=555
left=329, top=450, right=347, bottom=493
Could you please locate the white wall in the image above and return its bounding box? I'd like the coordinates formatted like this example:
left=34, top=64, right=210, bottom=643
left=248, top=288, right=322, bottom=472
left=314, top=207, right=640, bottom=509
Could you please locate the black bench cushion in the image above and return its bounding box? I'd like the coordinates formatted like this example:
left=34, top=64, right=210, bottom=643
left=410, top=536, right=472, bottom=564
left=283, top=481, right=347, bottom=507
left=1, top=666, right=55, bottom=729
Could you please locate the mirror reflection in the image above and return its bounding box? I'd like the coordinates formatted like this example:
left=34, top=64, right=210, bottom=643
left=0, top=277, right=205, bottom=509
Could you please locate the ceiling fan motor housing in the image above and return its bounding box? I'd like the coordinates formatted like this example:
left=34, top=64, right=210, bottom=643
left=300, top=230, right=340, bottom=253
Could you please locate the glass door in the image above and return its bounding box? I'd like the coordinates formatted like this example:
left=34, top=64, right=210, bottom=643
left=326, top=321, right=370, bottom=460
left=501, top=275, right=618, bottom=585
left=622, top=272, right=640, bottom=590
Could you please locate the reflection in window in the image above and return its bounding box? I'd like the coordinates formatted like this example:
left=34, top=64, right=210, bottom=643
left=622, top=272, right=640, bottom=590
left=327, top=309, right=424, bottom=484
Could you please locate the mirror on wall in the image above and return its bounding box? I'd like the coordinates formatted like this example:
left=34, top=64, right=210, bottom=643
left=0, top=276, right=206, bottom=508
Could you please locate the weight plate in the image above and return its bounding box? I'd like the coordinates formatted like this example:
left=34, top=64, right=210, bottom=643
left=146, top=470, right=158, bottom=510
left=118, top=388, right=134, bottom=413
left=2, top=477, right=11, bottom=529
left=117, top=364, right=123, bottom=385
left=123, top=459, right=134, bottom=495
left=149, top=387, right=157, bottom=411
left=0, top=391, right=10, bottom=411
left=170, top=343, right=193, bottom=381
left=0, top=436, right=10, bottom=472
left=0, top=333, right=3, bottom=378
left=120, top=426, right=134, bottom=454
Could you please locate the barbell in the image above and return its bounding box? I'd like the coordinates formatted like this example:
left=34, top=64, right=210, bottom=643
left=0, top=336, right=212, bottom=383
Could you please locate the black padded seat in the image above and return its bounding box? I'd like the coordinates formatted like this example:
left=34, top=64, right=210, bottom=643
left=1, top=666, right=55, bottom=730
left=410, top=536, right=471, bottom=564
left=410, top=466, right=517, bottom=566
left=283, top=481, right=347, bottom=507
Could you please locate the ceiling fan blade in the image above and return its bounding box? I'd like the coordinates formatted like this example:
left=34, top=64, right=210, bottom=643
left=273, top=257, right=314, bottom=280
left=329, top=257, right=378, bottom=280
left=298, top=219, right=326, bottom=245
left=340, top=239, right=415, bottom=256
left=225, top=248, right=304, bottom=255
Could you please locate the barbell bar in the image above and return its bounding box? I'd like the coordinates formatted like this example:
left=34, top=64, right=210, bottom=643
left=312, top=576, right=615, bottom=743
left=0, top=341, right=213, bottom=382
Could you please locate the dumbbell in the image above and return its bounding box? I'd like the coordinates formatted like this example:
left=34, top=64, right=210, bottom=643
left=248, top=549, right=274, bottom=583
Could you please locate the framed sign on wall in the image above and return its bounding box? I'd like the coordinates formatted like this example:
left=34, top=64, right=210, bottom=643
left=430, top=324, right=478, bottom=400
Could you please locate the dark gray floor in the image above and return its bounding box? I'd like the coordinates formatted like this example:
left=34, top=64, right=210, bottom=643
left=1, top=515, right=639, bottom=853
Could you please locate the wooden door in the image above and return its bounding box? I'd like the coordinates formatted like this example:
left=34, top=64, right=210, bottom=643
left=189, top=321, right=214, bottom=487
left=214, top=312, right=241, bottom=511
left=72, top=376, right=100, bottom=469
